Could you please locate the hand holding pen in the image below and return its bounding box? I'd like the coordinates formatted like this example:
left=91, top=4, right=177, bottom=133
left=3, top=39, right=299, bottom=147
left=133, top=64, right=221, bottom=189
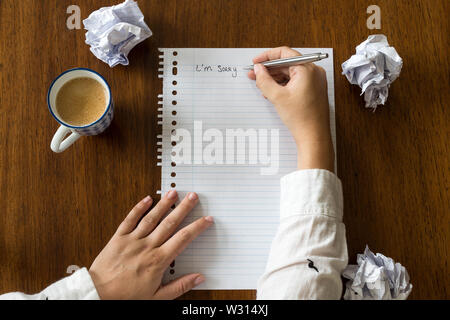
left=247, top=46, right=334, bottom=172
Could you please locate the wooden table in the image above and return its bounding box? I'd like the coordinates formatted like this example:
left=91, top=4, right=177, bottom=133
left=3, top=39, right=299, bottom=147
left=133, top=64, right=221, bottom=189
left=0, top=0, right=448, bottom=300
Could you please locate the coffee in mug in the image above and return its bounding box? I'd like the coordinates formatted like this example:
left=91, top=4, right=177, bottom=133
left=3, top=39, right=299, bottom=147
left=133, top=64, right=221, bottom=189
left=47, top=68, right=114, bottom=153
left=55, top=77, right=107, bottom=127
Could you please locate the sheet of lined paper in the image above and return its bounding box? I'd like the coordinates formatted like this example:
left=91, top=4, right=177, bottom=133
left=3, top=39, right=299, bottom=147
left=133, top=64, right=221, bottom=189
left=158, top=48, right=335, bottom=289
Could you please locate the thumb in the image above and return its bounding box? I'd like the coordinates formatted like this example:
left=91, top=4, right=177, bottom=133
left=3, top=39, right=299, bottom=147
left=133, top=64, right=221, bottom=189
left=154, top=273, right=205, bottom=300
left=254, top=64, right=282, bottom=101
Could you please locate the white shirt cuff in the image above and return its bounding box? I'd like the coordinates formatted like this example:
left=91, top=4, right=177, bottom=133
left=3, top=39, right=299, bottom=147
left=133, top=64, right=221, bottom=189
left=280, top=169, right=343, bottom=221
left=40, top=267, right=100, bottom=300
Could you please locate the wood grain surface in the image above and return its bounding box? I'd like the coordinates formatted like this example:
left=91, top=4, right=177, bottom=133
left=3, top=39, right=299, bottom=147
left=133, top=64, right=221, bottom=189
left=0, top=0, right=448, bottom=300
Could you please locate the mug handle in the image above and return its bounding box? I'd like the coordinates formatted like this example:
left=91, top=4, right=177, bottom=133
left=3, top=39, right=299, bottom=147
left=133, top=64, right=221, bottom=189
left=51, top=126, right=81, bottom=153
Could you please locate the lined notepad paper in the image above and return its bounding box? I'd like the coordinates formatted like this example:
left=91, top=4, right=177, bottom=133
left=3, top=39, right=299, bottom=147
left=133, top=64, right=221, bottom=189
left=158, top=48, right=335, bottom=289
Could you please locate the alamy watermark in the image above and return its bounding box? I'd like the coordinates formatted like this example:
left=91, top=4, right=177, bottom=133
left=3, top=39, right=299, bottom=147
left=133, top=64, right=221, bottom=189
left=367, top=5, right=381, bottom=29
left=171, top=121, right=280, bottom=175
left=66, top=5, right=81, bottom=30
left=66, top=265, right=81, bottom=274
left=66, top=4, right=381, bottom=31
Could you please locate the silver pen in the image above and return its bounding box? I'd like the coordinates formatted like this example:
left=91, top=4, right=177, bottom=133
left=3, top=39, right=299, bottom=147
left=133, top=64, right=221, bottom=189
left=243, top=53, right=329, bottom=70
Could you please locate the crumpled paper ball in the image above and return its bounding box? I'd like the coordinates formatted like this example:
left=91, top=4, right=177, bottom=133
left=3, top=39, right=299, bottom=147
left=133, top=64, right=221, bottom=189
left=83, top=0, right=152, bottom=67
left=342, top=34, right=403, bottom=110
left=342, top=246, right=412, bottom=300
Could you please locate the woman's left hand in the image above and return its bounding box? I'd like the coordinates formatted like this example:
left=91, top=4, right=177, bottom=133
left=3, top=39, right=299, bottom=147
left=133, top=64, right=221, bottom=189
left=89, top=190, right=213, bottom=300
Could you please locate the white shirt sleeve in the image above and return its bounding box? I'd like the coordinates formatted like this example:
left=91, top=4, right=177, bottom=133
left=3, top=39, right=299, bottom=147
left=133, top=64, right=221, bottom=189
left=0, top=268, right=100, bottom=300
left=257, top=169, right=348, bottom=300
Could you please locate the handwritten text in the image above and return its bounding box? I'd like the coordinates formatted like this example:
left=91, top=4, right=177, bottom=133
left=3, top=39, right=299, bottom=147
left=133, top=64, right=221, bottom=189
left=195, top=64, right=238, bottom=78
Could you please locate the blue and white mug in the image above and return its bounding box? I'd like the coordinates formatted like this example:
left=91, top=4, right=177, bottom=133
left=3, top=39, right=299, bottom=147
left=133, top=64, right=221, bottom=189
left=47, top=68, right=114, bottom=153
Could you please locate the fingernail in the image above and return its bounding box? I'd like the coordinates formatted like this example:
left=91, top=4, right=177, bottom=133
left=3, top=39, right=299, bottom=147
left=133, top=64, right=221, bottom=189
left=167, top=190, right=177, bottom=199
left=194, top=275, right=205, bottom=286
left=144, top=196, right=152, bottom=203
left=205, top=216, right=214, bottom=223
left=188, top=192, right=198, bottom=201
left=254, top=64, right=261, bottom=73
